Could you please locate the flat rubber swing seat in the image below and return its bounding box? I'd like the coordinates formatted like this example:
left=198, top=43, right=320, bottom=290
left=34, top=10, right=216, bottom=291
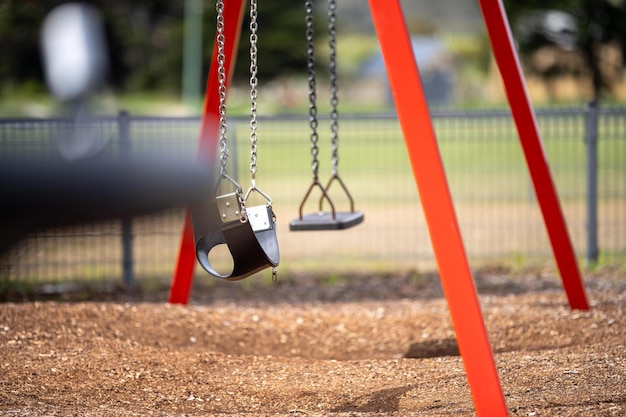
left=289, top=210, right=364, bottom=231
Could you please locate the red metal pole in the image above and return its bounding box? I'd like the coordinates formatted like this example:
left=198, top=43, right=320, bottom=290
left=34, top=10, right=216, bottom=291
left=368, top=1, right=508, bottom=415
left=477, top=0, right=589, bottom=310
left=169, top=0, right=246, bottom=304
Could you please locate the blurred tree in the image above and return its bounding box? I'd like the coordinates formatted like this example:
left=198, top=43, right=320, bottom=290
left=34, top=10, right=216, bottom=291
left=503, top=0, right=623, bottom=268
left=0, top=1, right=49, bottom=92
left=0, top=0, right=185, bottom=94
left=503, top=0, right=626, bottom=101
left=101, top=0, right=185, bottom=92
left=0, top=1, right=318, bottom=96
left=230, top=0, right=314, bottom=83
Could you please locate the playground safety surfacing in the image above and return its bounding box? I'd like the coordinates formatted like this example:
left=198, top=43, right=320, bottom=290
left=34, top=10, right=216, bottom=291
left=1, top=270, right=624, bottom=416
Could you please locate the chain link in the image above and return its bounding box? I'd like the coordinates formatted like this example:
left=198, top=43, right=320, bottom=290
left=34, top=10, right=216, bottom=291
left=328, top=0, right=340, bottom=176
left=249, top=0, right=259, bottom=185
left=215, top=0, right=247, bottom=223
left=216, top=0, right=230, bottom=175
left=305, top=0, right=319, bottom=181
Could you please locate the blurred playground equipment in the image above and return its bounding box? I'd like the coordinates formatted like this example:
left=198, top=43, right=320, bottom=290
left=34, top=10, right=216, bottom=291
left=2, top=2, right=625, bottom=416
left=1, top=4, right=214, bottom=265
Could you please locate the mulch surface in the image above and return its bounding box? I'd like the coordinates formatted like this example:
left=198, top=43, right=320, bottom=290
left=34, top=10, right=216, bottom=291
left=1, top=268, right=625, bottom=416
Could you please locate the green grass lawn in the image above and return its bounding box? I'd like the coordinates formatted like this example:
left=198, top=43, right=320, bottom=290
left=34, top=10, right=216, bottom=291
left=224, top=112, right=626, bottom=204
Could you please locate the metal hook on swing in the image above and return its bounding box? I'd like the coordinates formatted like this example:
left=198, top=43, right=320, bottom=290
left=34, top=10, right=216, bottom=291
left=290, top=176, right=363, bottom=231
left=243, top=182, right=273, bottom=208
left=215, top=171, right=247, bottom=224
left=318, top=173, right=356, bottom=214
left=298, top=178, right=337, bottom=221
left=243, top=183, right=278, bottom=234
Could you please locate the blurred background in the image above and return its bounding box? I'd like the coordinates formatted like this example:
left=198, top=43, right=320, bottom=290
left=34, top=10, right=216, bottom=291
left=0, top=0, right=625, bottom=299
left=4, top=0, right=626, bottom=115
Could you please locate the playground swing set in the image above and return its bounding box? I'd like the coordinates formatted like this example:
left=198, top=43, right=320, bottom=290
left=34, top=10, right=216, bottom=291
left=167, top=1, right=591, bottom=416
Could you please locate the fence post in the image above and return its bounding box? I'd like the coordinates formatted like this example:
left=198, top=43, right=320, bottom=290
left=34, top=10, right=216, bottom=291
left=118, top=110, right=135, bottom=287
left=584, top=100, right=599, bottom=266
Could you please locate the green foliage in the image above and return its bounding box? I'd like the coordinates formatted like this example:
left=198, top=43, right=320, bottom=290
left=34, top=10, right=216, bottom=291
left=0, top=1, right=319, bottom=96
left=502, top=0, right=581, bottom=23
left=503, top=0, right=626, bottom=101
left=0, top=278, right=36, bottom=302
left=200, top=1, right=317, bottom=87
left=0, top=1, right=48, bottom=90
left=244, top=1, right=313, bottom=81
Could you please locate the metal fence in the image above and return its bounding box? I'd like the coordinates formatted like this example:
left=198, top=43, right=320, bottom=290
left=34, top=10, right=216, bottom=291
left=1, top=107, right=624, bottom=289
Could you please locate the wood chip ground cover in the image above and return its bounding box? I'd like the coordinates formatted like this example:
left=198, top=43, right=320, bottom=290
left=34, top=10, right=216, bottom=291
left=0, top=271, right=624, bottom=416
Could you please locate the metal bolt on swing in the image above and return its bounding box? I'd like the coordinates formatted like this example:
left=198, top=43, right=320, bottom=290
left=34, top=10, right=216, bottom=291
left=289, top=0, right=364, bottom=231
left=190, top=0, right=279, bottom=281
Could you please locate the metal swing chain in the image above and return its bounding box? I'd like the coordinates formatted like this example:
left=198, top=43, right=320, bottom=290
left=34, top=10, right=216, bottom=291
left=305, top=0, right=320, bottom=181
left=328, top=0, right=340, bottom=177
left=216, top=0, right=230, bottom=176
left=249, top=0, right=277, bottom=281
left=249, top=0, right=259, bottom=186
left=215, top=0, right=247, bottom=222
left=292, top=0, right=359, bottom=229
left=245, top=0, right=274, bottom=208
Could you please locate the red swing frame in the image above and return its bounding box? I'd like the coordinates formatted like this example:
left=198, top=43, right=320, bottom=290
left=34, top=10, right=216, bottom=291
left=169, top=1, right=590, bottom=415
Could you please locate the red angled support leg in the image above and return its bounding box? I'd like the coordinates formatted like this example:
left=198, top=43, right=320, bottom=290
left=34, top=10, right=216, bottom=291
left=478, top=0, right=589, bottom=311
left=169, top=0, right=246, bottom=304
left=368, top=1, right=508, bottom=415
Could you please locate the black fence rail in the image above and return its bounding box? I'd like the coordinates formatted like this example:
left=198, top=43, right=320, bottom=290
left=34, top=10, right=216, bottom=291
left=1, top=107, right=624, bottom=289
